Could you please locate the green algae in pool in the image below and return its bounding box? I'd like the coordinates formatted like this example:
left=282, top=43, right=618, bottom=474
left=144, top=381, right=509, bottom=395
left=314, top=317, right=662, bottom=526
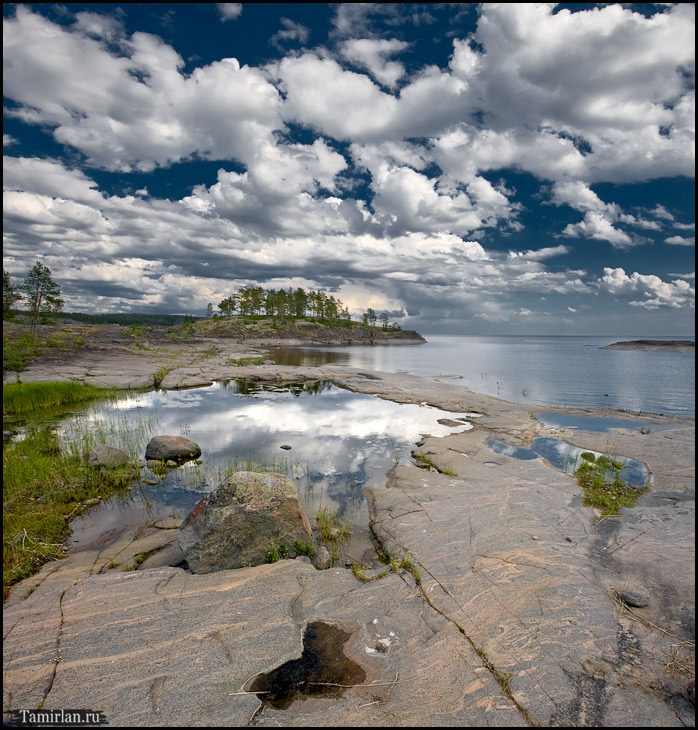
left=249, top=621, right=366, bottom=709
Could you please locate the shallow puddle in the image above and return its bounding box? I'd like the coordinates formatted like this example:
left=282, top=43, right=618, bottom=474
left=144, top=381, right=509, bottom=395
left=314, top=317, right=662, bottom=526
left=486, top=437, right=648, bottom=487
left=64, top=380, right=473, bottom=560
left=248, top=621, right=365, bottom=709
left=536, top=412, right=669, bottom=434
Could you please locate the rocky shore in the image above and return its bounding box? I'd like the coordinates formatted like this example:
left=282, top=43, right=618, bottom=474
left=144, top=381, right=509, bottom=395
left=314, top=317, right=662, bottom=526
left=3, top=339, right=695, bottom=727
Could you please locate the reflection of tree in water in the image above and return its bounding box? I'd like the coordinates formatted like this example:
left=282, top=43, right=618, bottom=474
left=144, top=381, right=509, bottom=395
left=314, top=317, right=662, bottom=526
left=230, top=379, right=334, bottom=397
left=269, top=347, right=350, bottom=368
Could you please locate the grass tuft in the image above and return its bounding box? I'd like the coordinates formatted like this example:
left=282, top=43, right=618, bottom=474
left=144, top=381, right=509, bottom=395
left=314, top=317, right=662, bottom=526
left=315, top=507, right=351, bottom=567
left=3, top=425, right=140, bottom=596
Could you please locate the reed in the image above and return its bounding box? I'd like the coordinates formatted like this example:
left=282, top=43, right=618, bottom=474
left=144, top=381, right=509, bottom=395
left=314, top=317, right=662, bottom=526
left=3, top=384, right=147, bottom=597
left=3, top=381, right=118, bottom=417
left=3, top=425, right=140, bottom=596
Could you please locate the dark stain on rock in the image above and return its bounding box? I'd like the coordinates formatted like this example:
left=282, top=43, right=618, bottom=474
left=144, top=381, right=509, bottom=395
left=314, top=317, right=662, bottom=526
left=550, top=668, right=608, bottom=727
left=249, top=621, right=366, bottom=709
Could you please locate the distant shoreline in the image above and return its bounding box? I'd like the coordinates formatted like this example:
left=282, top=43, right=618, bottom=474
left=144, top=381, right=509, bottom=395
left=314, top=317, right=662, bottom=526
left=600, top=339, right=695, bottom=352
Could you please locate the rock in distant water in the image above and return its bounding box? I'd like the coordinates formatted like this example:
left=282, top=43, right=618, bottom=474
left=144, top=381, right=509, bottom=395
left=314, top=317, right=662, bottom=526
left=144, top=435, right=201, bottom=463
left=88, top=445, right=131, bottom=468
left=600, top=340, right=694, bottom=352
left=179, top=471, right=312, bottom=573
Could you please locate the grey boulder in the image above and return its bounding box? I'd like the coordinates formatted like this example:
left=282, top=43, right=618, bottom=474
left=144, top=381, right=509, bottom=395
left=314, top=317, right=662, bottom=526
left=144, top=435, right=201, bottom=463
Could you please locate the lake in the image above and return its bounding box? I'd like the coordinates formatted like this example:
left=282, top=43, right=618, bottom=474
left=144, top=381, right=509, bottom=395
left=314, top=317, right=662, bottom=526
left=271, top=334, right=695, bottom=418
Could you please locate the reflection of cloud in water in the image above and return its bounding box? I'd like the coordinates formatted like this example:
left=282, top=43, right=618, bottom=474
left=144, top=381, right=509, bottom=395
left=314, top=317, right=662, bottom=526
left=64, top=382, right=477, bottom=557
left=91, top=384, right=473, bottom=461
left=486, top=440, right=537, bottom=461
left=487, top=437, right=648, bottom=486
left=170, top=397, right=470, bottom=444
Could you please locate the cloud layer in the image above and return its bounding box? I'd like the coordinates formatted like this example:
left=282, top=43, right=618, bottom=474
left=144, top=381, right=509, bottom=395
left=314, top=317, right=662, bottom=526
left=2, top=3, right=695, bottom=332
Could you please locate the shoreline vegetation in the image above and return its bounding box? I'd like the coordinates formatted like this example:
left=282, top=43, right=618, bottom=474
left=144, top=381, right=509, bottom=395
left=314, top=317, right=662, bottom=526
left=3, top=382, right=140, bottom=597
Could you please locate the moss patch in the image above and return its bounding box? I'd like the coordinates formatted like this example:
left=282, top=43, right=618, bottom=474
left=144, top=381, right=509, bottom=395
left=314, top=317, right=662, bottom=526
left=575, top=455, right=647, bottom=518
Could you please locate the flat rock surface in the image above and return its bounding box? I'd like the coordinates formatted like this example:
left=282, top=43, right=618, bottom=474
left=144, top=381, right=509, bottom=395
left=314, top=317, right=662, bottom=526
left=3, top=346, right=694, bottom=727
left=4, top=563, right=525, bottom=727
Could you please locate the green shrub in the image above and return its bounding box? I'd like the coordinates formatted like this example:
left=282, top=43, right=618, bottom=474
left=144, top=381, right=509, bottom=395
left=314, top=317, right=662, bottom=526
left=2, top=332, right=41, bottom=372
left=293, top=540, right=315, bottom=558
left=575, top=455, right=646, bottom=518
left=265, top=542, right=289, bottom=563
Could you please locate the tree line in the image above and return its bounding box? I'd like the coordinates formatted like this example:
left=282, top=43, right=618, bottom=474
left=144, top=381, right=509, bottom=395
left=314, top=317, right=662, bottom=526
left=209, top=286, right=401, bottom=330
left=3, top=266, right=402, bottom=332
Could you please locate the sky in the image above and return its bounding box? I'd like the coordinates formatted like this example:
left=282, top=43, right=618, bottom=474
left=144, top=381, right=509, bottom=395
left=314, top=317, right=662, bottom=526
left=2, top=2, right=695, bottom=335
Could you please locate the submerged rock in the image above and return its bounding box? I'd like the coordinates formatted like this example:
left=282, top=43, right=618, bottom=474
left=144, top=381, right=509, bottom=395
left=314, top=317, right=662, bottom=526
left=88, top=445, right=131, bottom=468
left=145, top=435, right=201, bottom=463
left=178, top=471, right=312, bottom=573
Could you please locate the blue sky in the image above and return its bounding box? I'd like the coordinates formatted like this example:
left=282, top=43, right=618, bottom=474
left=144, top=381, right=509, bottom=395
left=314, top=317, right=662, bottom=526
left=3, top=3, right=695, bottom=335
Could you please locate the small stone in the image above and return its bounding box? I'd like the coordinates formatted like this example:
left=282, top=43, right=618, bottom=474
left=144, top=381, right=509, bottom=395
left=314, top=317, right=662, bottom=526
left=532, top=536, right=540, bottom=541
left=313, top=546, right=331, bottom=570
left=280, top=444, right=292, bottom=450
left=166, top=460, right=177, bottom=467
left=437, top=418, right=463, bottom=427
left=620, top=588, right=650, bottom=608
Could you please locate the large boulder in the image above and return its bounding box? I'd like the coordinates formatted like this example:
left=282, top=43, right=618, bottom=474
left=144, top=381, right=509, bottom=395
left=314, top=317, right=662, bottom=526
left=144, top=435, right=201, bottom=463
left=178, top=471, right=313, bottom=573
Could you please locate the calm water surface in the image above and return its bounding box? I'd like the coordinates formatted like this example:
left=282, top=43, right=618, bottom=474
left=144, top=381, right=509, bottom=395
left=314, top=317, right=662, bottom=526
left=66, top=334, right=693, bottom=561
left=272, top=335, right=695, bottom=418
left=66, top=381, right=474, bottom=559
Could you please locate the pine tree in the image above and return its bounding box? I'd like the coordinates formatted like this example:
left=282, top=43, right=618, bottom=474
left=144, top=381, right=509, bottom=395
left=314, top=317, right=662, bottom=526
left=21, top=261, right=64, bottom=334
left=3, top=269, right=22, bottom=320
